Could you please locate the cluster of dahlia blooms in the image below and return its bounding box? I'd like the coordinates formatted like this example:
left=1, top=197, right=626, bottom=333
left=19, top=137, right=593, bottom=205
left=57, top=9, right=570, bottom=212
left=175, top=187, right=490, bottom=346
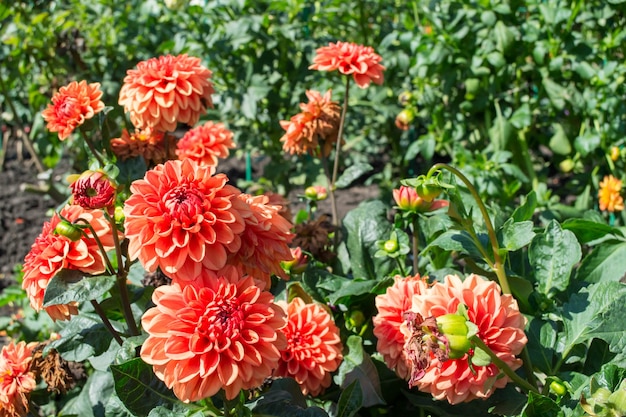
left=0, top=341, right=37, bottom=417
left=373, top=274, right=527, bottom=404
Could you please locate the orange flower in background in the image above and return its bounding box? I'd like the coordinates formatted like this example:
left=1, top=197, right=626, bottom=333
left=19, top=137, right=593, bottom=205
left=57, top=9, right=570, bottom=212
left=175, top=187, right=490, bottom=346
left=140, top=276, right=286, bottom=401
left=309, top=41, right=385, bottom=88
left=227, top=193, right=294, bottom=288
left=598, top=175, right=624, bottom=212
left=118, top=54, right=214, bottom=132
left=0, top=341, right=37, bottom=417
left=124, top=159, right=245, bottom=282
left=373, top=275, right=430, bottom=380
left=110, top=128, right=177, bottom=166
left=280, top=89, right=340, bottom=157
left=175, top=121, right=235, bottom=167
left=21, top=205, right=117, bottom=321
left=41, top=80, right=104, bottom=140
left=275, top=298, right=343, bottom=396
left=408, top=274, right=527, bottom=404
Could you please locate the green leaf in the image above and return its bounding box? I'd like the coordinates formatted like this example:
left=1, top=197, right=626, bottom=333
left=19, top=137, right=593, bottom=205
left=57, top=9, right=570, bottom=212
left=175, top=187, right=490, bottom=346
left=509, top=103, right=532, bottom=129
left=327, top=279, right=378, bottom=305
left=529, top=220, right=581, bottom=296
left=526, top=318, right=558, bottom=374
left=499, top=219, right=535, bottom=252
left=543, top=78, right=569, bottom=110
left=587, top=290, right=626, bottom=362
left=549, top=123, right=571, bottom=155
left=489, top=113, right=515, bottom=150
left=574, top=133, right=601, bottom=157
left=336, top=379, right=363, bottom=417
left=562, top=218, right=621, bottom=244
left=342, top=201, right=394, bottom=280
left=48, top=313, right=115, bottom=362
left=494, top=20, right=514, bottom=53
left=425, top=230, right=486, bottom=259
left=576, top=241, right=626, bottom=283
left=334, top=336, right=385, bottom=407
left=111, top=358, right=180, bottom=417
left=520, top=391, right=563, bottom=417
left=335, top=163, right=373, bottom=189
left=60, top=371, right=115, bottom=417
left=252, top=379, right=329, bottom=417
left=43, top=272, right=116, bottom=307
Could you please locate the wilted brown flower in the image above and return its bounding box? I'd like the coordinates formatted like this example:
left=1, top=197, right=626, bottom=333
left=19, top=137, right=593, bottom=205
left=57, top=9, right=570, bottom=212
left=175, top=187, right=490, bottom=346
left=110, top=128, right=177, bottom=166
left=292, top=214, right=335, bottom=263
left=31, top=345, right=82, bottom=395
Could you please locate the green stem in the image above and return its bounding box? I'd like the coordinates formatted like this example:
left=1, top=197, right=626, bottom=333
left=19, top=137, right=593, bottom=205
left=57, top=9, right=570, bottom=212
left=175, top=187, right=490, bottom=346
left=395, top=257, right=407, bottom=277
left=426, top=163, right=511, bottom=295
left=79, top=129, right=105, bottom=167
left=411, top=217, right=419, bottom=274
left=471, top=336, right=539, bottom=394
left=91, top=300, right=123, bottom=345
left=331, top=77, right=350, bottom=187
left=321, top=154, right=339, bottom=235
left=521, top=346, right=539, bottom=389
left=72, top=218, right=116, bottom=275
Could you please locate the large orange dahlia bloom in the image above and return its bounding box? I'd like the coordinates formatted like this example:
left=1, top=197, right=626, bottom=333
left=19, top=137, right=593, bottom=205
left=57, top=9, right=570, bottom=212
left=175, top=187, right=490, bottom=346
left=176, top=121, right=235, bottom=167
left=0, top=341, right=37, bottom=417
left=309, top=41, right=385, bottom=88
left=227, top=193, right=294, bottom=288
left=123, top=159, right=246, bottom=281
left=140, top=276, right=287, bottom=401
left=118, top=54, right=214, bottom=132
left=598, top=174, right=624, bottom=212
left=279, top=89, right=340, bottom=157
left=41, top=80, right=104, bottom=140
left=21, top=205, right=117, bottom=321
left=275, top=298, right=343, bottom=396
left=408, top=274, right=527, bottom=404
left=110, top=128, right=177, bottom=166
left=373, top=275, right=430, bottom=380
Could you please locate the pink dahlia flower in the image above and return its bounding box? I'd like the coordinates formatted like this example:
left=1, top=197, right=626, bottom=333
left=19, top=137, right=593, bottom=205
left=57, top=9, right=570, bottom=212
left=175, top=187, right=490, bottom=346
left=0, top=341, right=37, bottom=417
left=21, top=205, right=117, bottom=321
left=140, top=276, right=287, bottom=401
left=175, top=121, right=235, bottom=167
left=309, top=41, right=385, bottom=88
left=275, top=298, right=343, bottom=396
left=118, top=54, right=214, bottom=132
left=41, top=80, right=104, bottom=140
left=227, top=193, right=294, bottom=288
left=123, top=159, right=246, bottom=281
left=373, top=275, right=430, bottom=380
left=408, top=274, right=527, bottom=404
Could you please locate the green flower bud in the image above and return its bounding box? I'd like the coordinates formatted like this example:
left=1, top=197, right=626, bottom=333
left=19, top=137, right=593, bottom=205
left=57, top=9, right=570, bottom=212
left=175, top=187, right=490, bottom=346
left=549, top=380, right=567, bottom=396
left=383, top=239, right=399, bottom=253
left=436, top=313, right=472, bottom=359
left=54, top=220, right=83, bottom=241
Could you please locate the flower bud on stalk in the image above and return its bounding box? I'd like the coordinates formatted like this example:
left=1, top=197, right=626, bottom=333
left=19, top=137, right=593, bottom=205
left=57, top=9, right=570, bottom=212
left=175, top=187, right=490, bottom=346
left=436, top=313, right=472, bottom=359
left=54, top=220, right=84, bottom=241
left=304, top=185, right=328, bottom=201
left=68, top=170, right=117, bottom=210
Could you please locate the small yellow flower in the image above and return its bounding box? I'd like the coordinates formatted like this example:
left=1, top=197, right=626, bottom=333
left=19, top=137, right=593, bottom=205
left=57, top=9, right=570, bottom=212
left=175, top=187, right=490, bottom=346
left=598, top=175, right=624, bottom=212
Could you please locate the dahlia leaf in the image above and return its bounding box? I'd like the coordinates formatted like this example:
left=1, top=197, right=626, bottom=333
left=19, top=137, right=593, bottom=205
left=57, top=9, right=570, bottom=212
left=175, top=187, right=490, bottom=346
left=48, top=313, right=117, bottom=363
left=562, top=218, right=622, bottom=244
left=335, top=162, right=373, bottom=189
left=43, top=271, right=116, bottom=307
left=526, top=317, right=558, bottom=374
left=424, top=229, right=487, bottom=259
left=59, top=370, right=114, bottom=417
left=336, top=379, right=363, bottom=417
left=334, top=336, right=385, bottom=408
left=529, top=220, right=581, bottom=297
left=111, top=358, right=180, bottom=417
left=511, top=190, right=537, bottom=222
left=575, top=241, right=626, bottom=284
left=520, top=391, right=563, bottom=417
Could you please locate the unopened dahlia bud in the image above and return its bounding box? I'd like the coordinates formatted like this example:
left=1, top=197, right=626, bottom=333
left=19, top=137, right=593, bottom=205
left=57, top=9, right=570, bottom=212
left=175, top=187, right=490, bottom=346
left=436, top=313, right=472, bottom=359
left=54, top=220, right=83, bottom=241
left=304, top=185, right=328, bottom=201
left=69, top=170, right=117, bottom=210
left=395, top=109, right=415, bottom=130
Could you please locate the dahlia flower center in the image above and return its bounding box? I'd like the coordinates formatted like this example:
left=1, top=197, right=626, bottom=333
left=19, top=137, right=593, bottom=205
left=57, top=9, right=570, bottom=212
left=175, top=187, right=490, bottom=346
left=57, top=97, right=80, bottom=118
left=163, top=185, right=206, bottom=226
left=197, top=301, right=244, bottom=348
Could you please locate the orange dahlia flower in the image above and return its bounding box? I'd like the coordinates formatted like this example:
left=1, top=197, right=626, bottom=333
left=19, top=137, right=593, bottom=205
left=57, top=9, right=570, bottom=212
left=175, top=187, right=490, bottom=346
left=123, top=159, right=246, bottom=281
left=176, top=121, right=235, bottom=167
left=309, top=41, right=385, bottom=88
left=0, top=341, right=37, bottom=417
left=227, top=193, right=294, bottom=288
left=110, top=128, right=177, bottom=166
left=118, top=54, right=214, bottom=132
left=140, top=276, right=287, bottom=401
left=373, top=275, right=431, bottom=380
left=279, top=89, right=340, bottom=157
left=68, top=170, right=117, bottom=210
left=275, top=297, right=343, bottom=396
left=407, top=274, right=527, bottom=404
left=41, top=80, right=104, bottom=140
left=598, top=174, right=624, bottom=212
left=21, top=205, right=118, bottom=321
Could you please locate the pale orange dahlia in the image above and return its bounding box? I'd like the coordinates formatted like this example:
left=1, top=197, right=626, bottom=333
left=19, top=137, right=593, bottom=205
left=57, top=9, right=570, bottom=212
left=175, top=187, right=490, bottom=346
left=119, top=54, right=214, bottom=132
left=41, top=80, right=104, bottom=140
left=227, top=193, right=294, bottom=288
left=110, top=128, right=177, bottom=166
left=309, top=41, right=385, bottom=88
left=598, top=174, right=624, bottom=212
left=408, top=274, right=527, bottom=404
left=176, top=121, right=235, bottom=167
left=279, top=90, right=340, bottom=157
left=275, top=298, right=343, bottom=396
left=123, top=159, right=246, bottom=281
left=140, top=276, right=287, bottom=401
left=0, top=341, right=37, bottom=417
left=21, top=205, right=117, bottom=321
left=373, top=275, right=430, bottom=380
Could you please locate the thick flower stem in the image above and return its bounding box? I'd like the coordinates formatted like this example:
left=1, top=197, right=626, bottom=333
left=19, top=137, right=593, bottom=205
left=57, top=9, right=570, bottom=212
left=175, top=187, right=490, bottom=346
left=91, top=300, right=123, bottom=346
left=426, top=163, right=511, bottom=295
left=411, top=217, right=420, bottom=274
left=72, top=218, right=116, bottom=275
left=321, top=154, right=339, bottom=242
left=470, top=336, right=539, bottom=394
left=79, top=129, right=105, bottom=167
